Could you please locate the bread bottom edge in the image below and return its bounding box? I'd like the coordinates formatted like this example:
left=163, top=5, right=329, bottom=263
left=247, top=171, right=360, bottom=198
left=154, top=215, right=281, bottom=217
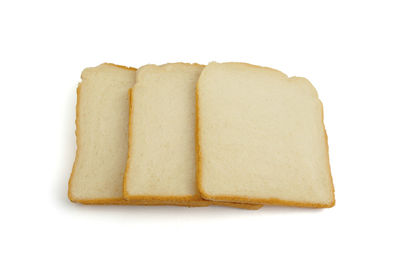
left=201, top=194, right=335, bottom=208
left=69, top=196, right=263, bottom=209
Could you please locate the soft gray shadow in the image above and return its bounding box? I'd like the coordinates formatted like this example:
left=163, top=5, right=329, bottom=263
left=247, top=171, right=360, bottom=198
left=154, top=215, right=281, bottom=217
left=259, top=205, right=323, bottom=214
left=61, top=202, right=324, bottom=223
left=55, top=84, right=78, bottom=208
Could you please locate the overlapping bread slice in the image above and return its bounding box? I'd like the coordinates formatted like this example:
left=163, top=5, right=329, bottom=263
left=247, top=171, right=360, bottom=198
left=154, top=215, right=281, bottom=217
left=68, top=63, right=203, bottom=206
left=68, top=63, right=136, bottom=204
left=197, top=62, right=335, bottom=208
left=123, top=63, right=262, bottom=209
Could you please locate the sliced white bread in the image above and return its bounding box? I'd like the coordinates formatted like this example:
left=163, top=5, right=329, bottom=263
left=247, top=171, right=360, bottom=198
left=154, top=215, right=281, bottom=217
left=68, top=63, right=136, bottom=204
left=68, top=63, right=204, bottom=206
left=123, top=63, right=261, bottom=209
left=197, top=62, right=335, bottom=208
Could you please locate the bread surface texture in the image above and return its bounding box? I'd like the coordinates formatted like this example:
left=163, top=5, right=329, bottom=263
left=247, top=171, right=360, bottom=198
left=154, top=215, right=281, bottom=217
left=68, top=63, right=136, bottom=203
left=197, top=62, right=335, bottom=208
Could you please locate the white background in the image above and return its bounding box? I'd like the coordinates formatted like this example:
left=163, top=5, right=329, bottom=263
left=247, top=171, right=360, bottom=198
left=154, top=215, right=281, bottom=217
left=1, top=0, right=399, bottom=266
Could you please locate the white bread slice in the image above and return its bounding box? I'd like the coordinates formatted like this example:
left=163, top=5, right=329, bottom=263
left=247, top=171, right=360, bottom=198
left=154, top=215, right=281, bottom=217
left=123, top=63, right=261, bottom=209
left=68, top=63, right=136, bottom=204
left=68, top=63, right=205, bottom=206
left=123, top=63, right=206, bottom=204
left=197, top=62, right=335, bottom=208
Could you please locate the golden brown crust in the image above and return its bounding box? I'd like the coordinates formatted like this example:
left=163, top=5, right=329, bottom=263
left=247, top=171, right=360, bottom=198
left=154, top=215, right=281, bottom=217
left=105, top=63, right=137, bottom=71
left=219, top=202, right=262, bottom=210
left=195, top=77, right=204, bottom=200
left=196, top=62, right=335, bottom=208
left=122, top=88, right=134, bottom=200
left=201, top=195, right=334, bottom=208
left=69, top=197, right=208, bottom=207
left=124, top=194, right=204, bottom=202
left=320, top=101, right=336, bottom=206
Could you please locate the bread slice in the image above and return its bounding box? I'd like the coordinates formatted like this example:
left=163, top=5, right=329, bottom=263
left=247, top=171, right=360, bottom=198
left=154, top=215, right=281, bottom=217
left=197, top=62, right=335, bottom=208
left=68, top=63, right=204, bottom=206
left=68, top=63, right=136, bottom=204
left=123, top=63, right=262, bottom=209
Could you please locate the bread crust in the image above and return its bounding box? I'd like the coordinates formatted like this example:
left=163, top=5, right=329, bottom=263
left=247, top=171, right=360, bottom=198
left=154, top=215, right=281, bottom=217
left=122, top=66, right=262, bottom=210
left=69, top=198, right=207, bottom=207
left=105, top=62, right=137, bottom=71
left=196, top=62, right=335, bottom=208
